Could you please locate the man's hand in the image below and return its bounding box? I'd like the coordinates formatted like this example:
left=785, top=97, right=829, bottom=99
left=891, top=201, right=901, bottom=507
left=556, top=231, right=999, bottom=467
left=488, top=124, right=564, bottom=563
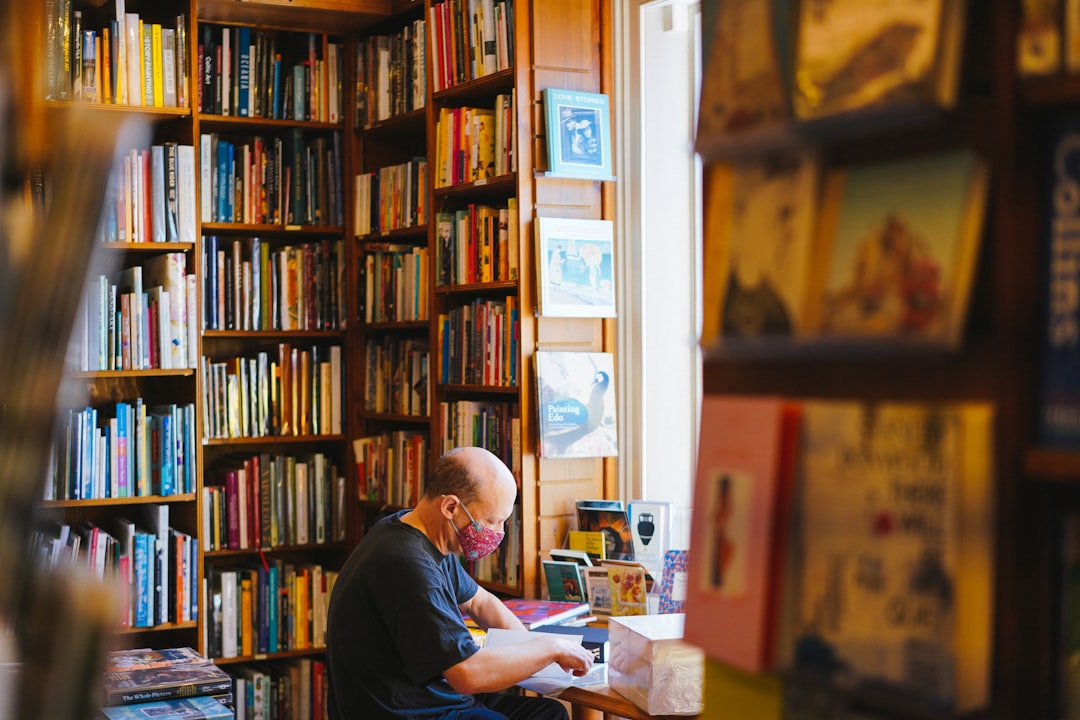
left=551, top=637, right=594, bottom=677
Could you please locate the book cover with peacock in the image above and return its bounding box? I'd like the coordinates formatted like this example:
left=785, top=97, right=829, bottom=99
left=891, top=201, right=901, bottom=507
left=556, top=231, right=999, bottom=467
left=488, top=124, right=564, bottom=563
left=535, top=351, right=618, bottom=459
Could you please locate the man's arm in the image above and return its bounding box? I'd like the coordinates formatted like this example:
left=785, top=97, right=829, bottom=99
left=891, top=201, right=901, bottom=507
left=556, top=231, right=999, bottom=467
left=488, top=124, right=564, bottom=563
left=459, top=585, right=525, bottom=631
left=443, top=633, right=593, bottom=695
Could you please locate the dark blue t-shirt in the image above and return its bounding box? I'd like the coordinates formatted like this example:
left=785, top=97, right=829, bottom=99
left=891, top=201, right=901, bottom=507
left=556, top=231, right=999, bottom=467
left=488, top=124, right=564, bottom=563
left=326, top=510, right=480, bottom=719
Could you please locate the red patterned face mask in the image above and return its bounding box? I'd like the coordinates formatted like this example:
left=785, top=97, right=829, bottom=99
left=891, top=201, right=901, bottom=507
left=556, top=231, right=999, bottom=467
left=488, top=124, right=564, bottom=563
left=453, top=501, right=504, bottom=560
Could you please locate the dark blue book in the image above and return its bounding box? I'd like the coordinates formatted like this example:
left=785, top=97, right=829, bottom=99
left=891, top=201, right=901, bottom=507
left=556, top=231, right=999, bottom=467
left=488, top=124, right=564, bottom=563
left=532, top=624, right=610, bottom=664
left=1038, top=113, right=1080, bottom=448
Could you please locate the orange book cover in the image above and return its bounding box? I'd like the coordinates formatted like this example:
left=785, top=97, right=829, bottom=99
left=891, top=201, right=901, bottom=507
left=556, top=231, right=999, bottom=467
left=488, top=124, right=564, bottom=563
left=684, top=394, right=799, bottom=673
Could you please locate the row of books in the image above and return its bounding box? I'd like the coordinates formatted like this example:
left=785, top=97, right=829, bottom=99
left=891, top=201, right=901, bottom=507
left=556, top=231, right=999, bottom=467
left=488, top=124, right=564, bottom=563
left=429, top=0, right=515, bottom=92
left=359, top=244, right=431, bottom=324
left=198, top=131, right=345, bottom=229
left=78, top=255, right=197, bottom=373
left=229, top=658, right=327, bottom=720
left=436, top=296, right=520, bottom=387
left=435, top=201, right=519, bottom=287
left=683, top=396, right=995, bottom=713
left=199, top=343, right=343, bottom=440
left=48, top=401, right=195, bottom=502
left=434, top=99, right=515, bottom=187
left=45, top=4, right=189, bottom=109
left=470, top=502, right=520, bottom=588
left=203, top=237, right=346, bottom=333
left=363, top=337, right=431, bottom=417
left=353, top=431, right=429, bottom=507
left=438, top=400, right=520, bottom=476
left=199, top=24, right=344, bottom=123
left=353, top=158, right=429, bottom=237
left=355, top=20, right=426, bottom=126
left=206, top=561, right=338, bottom=658
left=102, top=143, right=197, bottom=245
left=202, top=451, right=347, bottom=552
left=33, top=504, right=195, bottom=628
left=1018, top=0, right=1080, bottom=77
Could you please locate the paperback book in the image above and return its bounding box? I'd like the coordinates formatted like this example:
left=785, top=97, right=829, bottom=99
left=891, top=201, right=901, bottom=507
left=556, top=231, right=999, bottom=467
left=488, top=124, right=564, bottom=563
left=102, top=657, right=233, bottom=706
left=576, top=500, right=634, bottom=561
left=543, top=559, right=587, bottom=602
left=98, top=695, right=232, bottom=720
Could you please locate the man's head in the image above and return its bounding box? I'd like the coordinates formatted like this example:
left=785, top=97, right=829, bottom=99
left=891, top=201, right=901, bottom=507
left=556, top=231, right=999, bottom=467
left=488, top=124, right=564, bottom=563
left=421, top=447, right=517, bottom=558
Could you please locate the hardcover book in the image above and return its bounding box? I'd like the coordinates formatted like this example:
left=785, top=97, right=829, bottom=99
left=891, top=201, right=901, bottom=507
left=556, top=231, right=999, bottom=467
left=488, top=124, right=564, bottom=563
left=535, top=216, right=616, bottom=318
left=568, top=530, right=607, bottom=560
left=788, top=400, right=995, bottom=712
left=805, top=149, right=989, bottom=349
left=603, top=560, right=649, bottom=616
left=657, top=549, right=689, bottom=615
left=695, top=0, right=797, bottom=161
left=583, top=566, right=613, bottom=616
left=792, top=0, right=966, bottom=129
left=533, top=624, right=611, bottom=663
left=1038, top=114, right=1080, bottom=448
left=701, top=151, right=820, bottom=350
left=499, top=598, right=591, bottom=629
left=542, top=88, right=614, bottom=180
left=684, top=395, right=799, bottom=673
left=98, top=695, right=232, bottom=720
left=543, top=559, right=587, bottom=602
left=536, top=351, right=618, bottom=458
left=104, top=647, right=206, bottom=673
left=575, top=500, right=634, bottom=561
left=102, top=658, right=233, bottom=706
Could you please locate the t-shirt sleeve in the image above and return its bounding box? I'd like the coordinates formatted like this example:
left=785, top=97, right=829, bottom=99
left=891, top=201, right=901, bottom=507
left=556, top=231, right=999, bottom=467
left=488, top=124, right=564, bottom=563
left=451, top=556, right=479, bottom=605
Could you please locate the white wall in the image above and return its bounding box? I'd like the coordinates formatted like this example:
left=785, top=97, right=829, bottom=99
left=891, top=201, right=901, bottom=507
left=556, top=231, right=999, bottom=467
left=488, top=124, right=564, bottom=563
left=614, top=0, right=702, bottom=548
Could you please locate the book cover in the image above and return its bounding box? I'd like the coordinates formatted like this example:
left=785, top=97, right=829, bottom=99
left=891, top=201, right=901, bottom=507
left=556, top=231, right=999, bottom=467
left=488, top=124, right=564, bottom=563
left=1019, top=0, right=1062, bottom=76
left=567, top=530, right=606, bottom=560
left=1038, top=114, right=1080, bottom=448
left=543, top=559, right=587, bottom=602
left=657, top=549, right=689, bottom=615
left=628, top=499, right=671, bottom=577
left=102, top=659, right=233, bottom=706
left=684, top=395, right=799, bottom=674
left=605, top=561, right=648, bottom=616
left=695, top=0, right=797, bottom=161
left=575, top=500, right=634, bottom=561
left=805, top=149, right=989, bottom=349
left=788, top=400, right=994, bottom=712
left=99, top=695, right=233, bottom=720
left=104, top=647, right=207, bottom=673
left=583, top=566, right=612, bottom=617
left=542, top=88, right=613, bottom=180
left=701, top=150, right=821, bottom=350
left=792, top=0, right=965, bottom=127
left=498, top=598, right=591, bottom=629
left=534, top=216, right=616, bottom=318
left=535, top=351, right=618, bottom=459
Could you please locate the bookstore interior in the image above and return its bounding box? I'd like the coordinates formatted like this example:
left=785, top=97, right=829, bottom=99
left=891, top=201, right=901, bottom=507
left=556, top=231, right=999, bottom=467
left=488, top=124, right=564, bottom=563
left=4, top=0, right=1080, bottom=719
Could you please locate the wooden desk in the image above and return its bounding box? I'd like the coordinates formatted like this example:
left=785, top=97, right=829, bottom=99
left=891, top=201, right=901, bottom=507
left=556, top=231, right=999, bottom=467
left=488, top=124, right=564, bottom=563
left=557, top=683, right=700, bottom=720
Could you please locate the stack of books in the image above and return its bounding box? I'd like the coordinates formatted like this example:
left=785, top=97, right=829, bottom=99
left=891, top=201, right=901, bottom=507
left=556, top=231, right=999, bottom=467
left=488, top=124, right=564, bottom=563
left=98, top=647, right=233, bottom=719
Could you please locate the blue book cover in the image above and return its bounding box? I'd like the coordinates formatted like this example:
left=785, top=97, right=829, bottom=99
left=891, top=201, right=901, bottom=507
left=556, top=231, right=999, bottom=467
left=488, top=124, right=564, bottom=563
left=237, top=26, right=250, bottom=117
left=542, top=88, right=614, bottom=181
left=99, top=693, right=233, bottom=718
left=1039, top=113, right=1080, bottom=448
left=133, top=530, right=151, bottom=627
left=267, top=562, right=279, bottom=653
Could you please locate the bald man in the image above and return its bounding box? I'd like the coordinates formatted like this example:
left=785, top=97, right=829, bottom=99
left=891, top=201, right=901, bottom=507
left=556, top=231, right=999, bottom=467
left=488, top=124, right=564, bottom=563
left=326, top=447, right=593, bottom=720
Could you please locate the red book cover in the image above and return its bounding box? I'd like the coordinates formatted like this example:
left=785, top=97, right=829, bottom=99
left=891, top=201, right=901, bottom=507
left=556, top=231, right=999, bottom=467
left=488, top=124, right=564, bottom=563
left=492, top=598, right=589, bottom=629
left=224, top=469, right=240, bottom=549
left=683, top=394, right=800, bottom=673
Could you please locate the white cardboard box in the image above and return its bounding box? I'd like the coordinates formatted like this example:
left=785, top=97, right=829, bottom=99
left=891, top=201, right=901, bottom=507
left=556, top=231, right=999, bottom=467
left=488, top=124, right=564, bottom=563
left=608, top=613, right=704, bottom=716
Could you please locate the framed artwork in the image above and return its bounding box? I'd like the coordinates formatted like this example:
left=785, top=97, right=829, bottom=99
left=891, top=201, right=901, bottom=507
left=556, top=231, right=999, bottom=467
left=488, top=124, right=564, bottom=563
left=535, top=351, right=618, bottom=459
left=543, top=88, right=614, bottom=180
left=535, top=216, right=616, bottom=318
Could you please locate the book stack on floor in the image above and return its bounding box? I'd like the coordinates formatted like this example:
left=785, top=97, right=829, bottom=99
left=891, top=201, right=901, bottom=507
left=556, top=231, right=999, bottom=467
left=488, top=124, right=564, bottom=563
left=98, top=647, right=233, bottom=719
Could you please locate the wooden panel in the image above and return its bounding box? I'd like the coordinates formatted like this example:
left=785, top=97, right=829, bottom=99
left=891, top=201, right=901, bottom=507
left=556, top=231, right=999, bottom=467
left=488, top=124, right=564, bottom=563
left=536, top=317, right=604, bottom=346
left=197, top=0, right=389, bottom=31
left=531, top=0, right=599, bottom=75
left=538, top=515, right=572, bottom=553
left=538, top=477, right=600, bottom=517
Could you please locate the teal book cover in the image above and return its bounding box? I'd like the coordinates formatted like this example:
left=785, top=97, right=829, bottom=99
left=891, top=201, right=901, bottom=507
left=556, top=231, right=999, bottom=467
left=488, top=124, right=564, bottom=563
left=542, top=88, right=613, bottom=181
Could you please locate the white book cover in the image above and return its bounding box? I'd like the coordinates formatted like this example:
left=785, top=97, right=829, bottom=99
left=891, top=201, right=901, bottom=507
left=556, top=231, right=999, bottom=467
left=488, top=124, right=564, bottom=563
left=628, top=499, right=672, bottom=577
left=220, top=569, right=238, bottom=658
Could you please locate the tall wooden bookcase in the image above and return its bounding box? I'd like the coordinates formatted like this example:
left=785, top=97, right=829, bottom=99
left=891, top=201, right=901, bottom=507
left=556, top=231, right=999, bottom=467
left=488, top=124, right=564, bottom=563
left=350, top=0, right=615, bottom=601
left=33, top=0, right=616, bottom=684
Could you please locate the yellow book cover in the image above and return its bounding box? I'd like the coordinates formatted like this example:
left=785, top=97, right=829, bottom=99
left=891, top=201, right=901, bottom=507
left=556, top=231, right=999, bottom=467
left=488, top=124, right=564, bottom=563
left=240, top=575, right=254, bottom=657
left=151, top=23, right=163, bottom=107
left=568, top=530, right=606, bottom=560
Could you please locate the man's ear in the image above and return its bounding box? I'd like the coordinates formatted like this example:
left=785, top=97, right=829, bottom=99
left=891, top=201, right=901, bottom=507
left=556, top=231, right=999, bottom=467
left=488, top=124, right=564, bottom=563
left=439, top=494, right=460, bottom=519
